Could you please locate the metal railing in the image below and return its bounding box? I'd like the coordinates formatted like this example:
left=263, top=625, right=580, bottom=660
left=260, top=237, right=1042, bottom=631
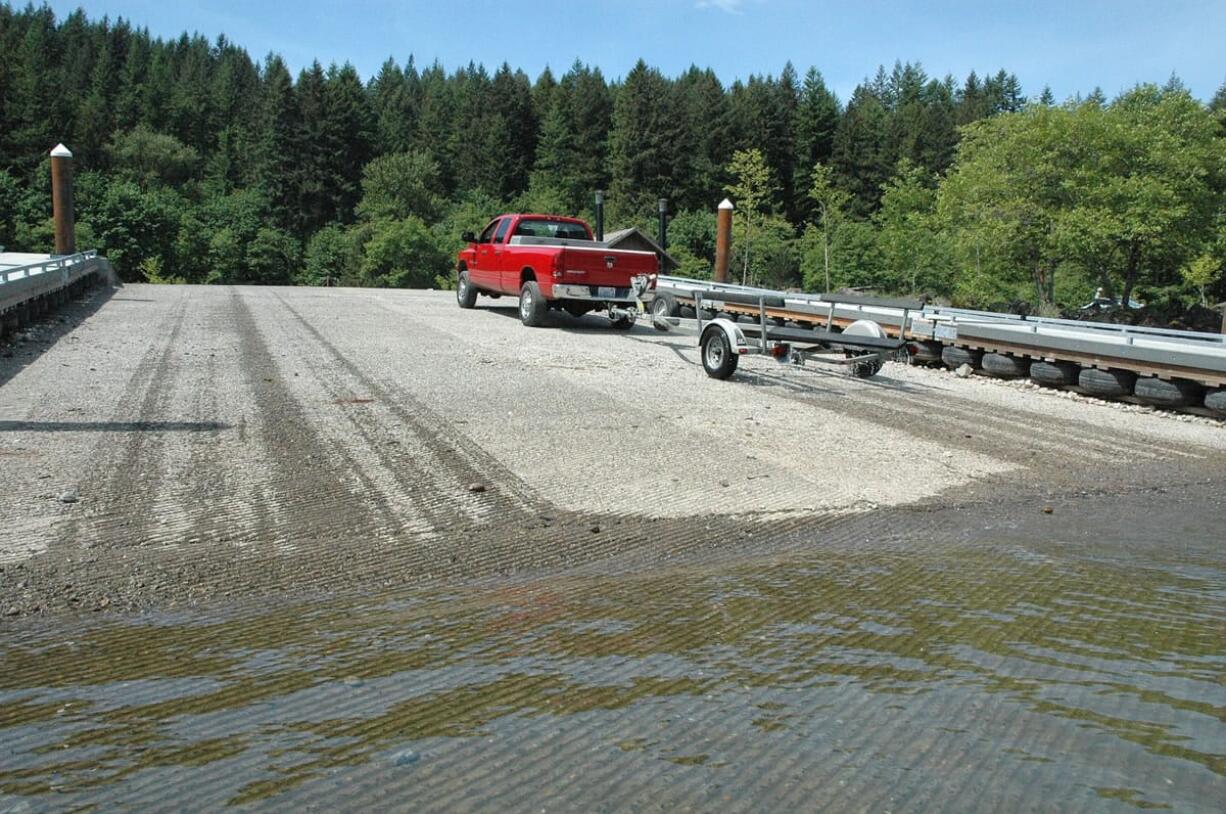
left=0, top=250, right=99, bottom=284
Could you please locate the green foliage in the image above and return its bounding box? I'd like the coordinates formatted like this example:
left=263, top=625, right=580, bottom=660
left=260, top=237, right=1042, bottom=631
left=725, top=148, right=779, bottom=285
left=806, top=162, right=851, bottom=292
left=0, top=170, right=20, bottom=246
left=359, top=216, right=450, bottom=288
left=139, top=255, right=185, bottom=284
left=609, top=60, right=689, bottom=222
left=303, top=224, right=358, bottom=286
left=246, top=227, right=301, bottom=285
left=357, top=150, right=445, bottom=222
left=85, top=180, right=181, bottom=280
left=939, top=86, right=1225, bottom=309
left=874, top=160, right=953, bottom=296
left=106, top=125, right=198, bottom=187
left=1182, top=253, right=1222, bottom=305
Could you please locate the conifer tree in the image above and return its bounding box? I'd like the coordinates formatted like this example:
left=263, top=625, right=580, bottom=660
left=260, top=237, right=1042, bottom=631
left=794, top=68, right=840, bottom=219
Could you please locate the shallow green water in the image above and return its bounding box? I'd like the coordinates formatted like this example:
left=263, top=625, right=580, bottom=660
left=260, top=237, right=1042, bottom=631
left=1, top=536, right=1223, bottom=812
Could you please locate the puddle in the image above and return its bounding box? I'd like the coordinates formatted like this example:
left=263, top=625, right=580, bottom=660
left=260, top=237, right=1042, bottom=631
left=1, top=538, right=1223, bottom=811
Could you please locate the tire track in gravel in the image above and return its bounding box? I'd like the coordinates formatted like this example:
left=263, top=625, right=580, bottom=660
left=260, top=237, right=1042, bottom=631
left=245, top=289, right=458, bottom=540
left=54, top=289, right=192, bottom=551
left=219, top=288, right=396, bottom=555
left=271, top=292, right=548, bottom=521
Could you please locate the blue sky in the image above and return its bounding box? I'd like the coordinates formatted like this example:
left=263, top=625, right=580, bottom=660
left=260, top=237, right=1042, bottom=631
left=45, top=0, right=1226, bottom=101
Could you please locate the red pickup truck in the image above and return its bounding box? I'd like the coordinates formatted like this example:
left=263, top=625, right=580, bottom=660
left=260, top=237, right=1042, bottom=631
left=455, top=213, right=657, bottom=327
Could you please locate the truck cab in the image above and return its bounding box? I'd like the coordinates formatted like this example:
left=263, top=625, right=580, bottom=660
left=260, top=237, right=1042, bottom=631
left=456, top=214, right=657, bottom=328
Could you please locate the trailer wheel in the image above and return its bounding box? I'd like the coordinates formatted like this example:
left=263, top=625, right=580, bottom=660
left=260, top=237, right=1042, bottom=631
left=941, top=345, right=982, bottom=370
left=456, top=271, right=477, bottom=309
left=850, top=357, right=884, bottom=378
left=981, top=352, right=1031, bottom=378
left=1204, top=387, right=1226, bottom=414
left=1134, top=376, right=1202, bottom=408
left=651, top=293, right=678, bottom=318
left=1030, top=361, right=1079, bottom=387
left=1078, top=367, right=1136, bottom=398
left=519, top=281, right=548, bottom=327
left=701, top=329, right=739, bottom=379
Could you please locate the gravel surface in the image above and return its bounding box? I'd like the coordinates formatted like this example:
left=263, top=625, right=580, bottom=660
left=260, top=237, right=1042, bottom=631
left=1, top=284, right=1224, bottom=616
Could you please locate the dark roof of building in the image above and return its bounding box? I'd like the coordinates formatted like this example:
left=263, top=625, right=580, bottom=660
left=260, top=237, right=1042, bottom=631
left=603, top=227, right=679, bottom=271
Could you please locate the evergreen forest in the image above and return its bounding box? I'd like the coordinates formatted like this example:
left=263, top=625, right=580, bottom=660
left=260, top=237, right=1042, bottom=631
left=2, top=3, right=1224, bottom=314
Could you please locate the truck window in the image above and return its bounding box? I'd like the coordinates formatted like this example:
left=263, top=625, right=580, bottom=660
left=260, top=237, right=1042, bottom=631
left=514, top=219, right=590, bottom=241
left=478, top=219, right=500, bottom=243
left=494, top=218, right=512, bottom=243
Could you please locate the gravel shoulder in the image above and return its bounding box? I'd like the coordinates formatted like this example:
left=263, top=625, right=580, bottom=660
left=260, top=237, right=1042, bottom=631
left=1, top=285, right=1223, bottom=616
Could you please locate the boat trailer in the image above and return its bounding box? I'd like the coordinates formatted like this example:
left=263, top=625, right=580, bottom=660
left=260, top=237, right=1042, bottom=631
left=637, top=280, right=919, bottom=381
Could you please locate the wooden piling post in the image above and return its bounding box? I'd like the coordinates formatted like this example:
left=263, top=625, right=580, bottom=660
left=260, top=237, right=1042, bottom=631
left=714, top=198, right=733, bottom=283
left=50, top=143, right=75, bottom=256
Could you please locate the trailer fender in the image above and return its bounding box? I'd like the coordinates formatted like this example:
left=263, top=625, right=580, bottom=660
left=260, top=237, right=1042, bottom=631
left=701, top=319, right=747, bottom=355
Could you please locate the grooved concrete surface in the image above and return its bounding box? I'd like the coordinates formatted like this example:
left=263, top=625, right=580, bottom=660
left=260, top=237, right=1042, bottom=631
left=1, top=285, right=1224, bottom=812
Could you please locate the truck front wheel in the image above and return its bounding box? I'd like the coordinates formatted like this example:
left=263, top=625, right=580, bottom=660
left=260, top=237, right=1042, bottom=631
left=519, top=281, right=548, bottom=327
left=456, top=270, right=477, bottom=309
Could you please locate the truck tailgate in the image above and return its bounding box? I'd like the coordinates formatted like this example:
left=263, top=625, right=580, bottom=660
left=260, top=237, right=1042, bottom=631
left=557, top=247, right=657, bottom=288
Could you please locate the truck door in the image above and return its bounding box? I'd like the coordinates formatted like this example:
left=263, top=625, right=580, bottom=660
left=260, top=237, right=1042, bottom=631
left=490, top=217, right=514, bottom=292
left=471, top=218, right=502, bottom=290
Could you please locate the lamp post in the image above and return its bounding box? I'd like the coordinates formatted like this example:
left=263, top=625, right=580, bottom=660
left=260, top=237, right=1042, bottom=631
left=594, top=190, right=605, bottom=242
left=657, top=198, right=668, bottom=251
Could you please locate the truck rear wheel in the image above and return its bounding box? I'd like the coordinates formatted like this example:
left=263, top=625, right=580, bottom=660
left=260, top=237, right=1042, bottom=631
left=701, top=329, right=739, bottom=379
left=519, top=281, right=548, bottom=327
left=651, top=293, right=678, bottom=318
left=456, top=270, right=477, bottom=309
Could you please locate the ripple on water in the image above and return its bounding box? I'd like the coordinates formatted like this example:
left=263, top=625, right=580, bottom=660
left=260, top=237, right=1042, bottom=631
left=0, top=539, right=1222, bottom=811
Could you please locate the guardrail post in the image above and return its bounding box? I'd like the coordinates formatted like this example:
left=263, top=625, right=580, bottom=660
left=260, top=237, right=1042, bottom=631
left=50, top=143, right=76, bottom=256
left=714, top=199, right=733, bottom=283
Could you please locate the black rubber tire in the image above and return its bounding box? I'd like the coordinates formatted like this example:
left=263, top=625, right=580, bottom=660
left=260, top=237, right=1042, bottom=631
left=456, top=270, right=477, bottom=309
left=850, top=356, right=884, bottom=379
left=1078, top=367, right=1136, bottom=398
left=718, top=311, right=739, bottom=323
left=651, top=293, right=678, bottom=318
left=771, top=316, right=787, bottom=327
left=1204, top=387, right=1226, bottom=414
left=981, top=352, right=1031, bottom=379
left=679, top=305, right=697, bottom=319
left=1133, top=377, right=1202, bottom=408
left=909, top=341, right=944, bottom=365
left=941, top=345, right=983, bottom=370
left=518, top=281, right=548, bottom=327
left=1030, top=361, right=1079, bottom=388
left=701, top=329, right=739, bottom=379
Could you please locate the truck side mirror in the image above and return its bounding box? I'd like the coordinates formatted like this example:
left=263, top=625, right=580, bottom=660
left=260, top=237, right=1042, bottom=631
left=461, top=231, right=476, bottom=244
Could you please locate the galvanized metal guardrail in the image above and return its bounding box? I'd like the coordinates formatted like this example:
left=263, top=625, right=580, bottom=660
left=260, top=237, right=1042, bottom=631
left=0, top=250, right=98, bottom=283
left=1, top=250, right=103, bottom=315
